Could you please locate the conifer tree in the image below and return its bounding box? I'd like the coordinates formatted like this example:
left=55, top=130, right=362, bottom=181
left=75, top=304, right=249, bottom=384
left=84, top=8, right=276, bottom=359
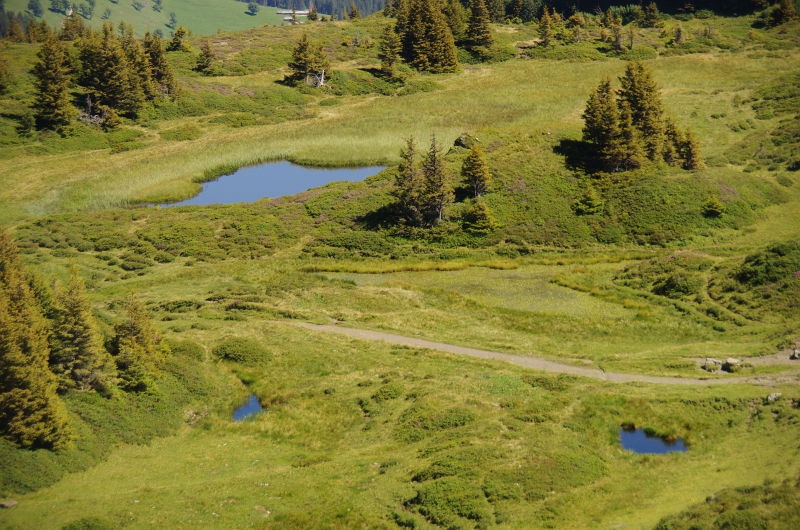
left=83, top=24, right=145, bottom=115
left=466, top=0, right=493, bottom=51
left=393, top=136, right=423, bottom=226
left=0, top=229, right=73, bottom=450
left=582, top=76, right=615, bottom=147
left=421, top=134, right=453, bottom=222
left=196, top=36, right=216, bottom=74
left=50, top=267, right=117, bottom=395
left=383, top=0, right=395, bottom=17
left=378, top=22, right=402, bottom=76
left=349, top=2, right=361, bottom=19
left=402, top=0, right=458, bottom=73
left=674, top=22, right=685, bottom=45
left=682, top=127, right=704, bottom=170
left=60, top=15, right=88, bottom=40
left=462, top=197, right=497, bottom=234
left=32, top=34, right=74, bottom=129
left=618, top=61, right=664, bottom=160
left=111, top=293, right=162, bottom=392
left=573, top=183, right=604, bottom=215
left=7, top=17, right=26, bottom=42
left=28, top=0, right=44, bottom=17
left=509, top=0, right=523, bottom=20
left=119, top=22, right=156, bottom=100
left=286, top=33, right=331, bottom=87
left=486, top=0, right=504, bottom=23
left=144, top=31, right=178, bottom=97
left=443, top=0, right=467, bottom=42
left=395, top=0, right=411, bottom=53
left=167, top=25, right=190, bottom=52
left=637, top=2, right=661, bottom=28
left=461, top=143, right=491, bottom=197
left=308, top=5, right=318, bottom=20
left=612, top=101, right=646, bottom=170
left=663, top=115, right=685, bottom=166
left=538, top=7, right=553, bottom=47
left=769, top=0, right=797, bottom=26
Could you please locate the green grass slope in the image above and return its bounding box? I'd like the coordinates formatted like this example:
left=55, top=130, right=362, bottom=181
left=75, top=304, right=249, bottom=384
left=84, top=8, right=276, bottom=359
left=5, top=0, right=285, bottom=36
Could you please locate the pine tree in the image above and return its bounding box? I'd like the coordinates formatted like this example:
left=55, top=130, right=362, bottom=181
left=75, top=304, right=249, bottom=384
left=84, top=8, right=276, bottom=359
left=112, top=293, right=162, bottom=392
left=286, top=33, right=331, bottom=86
left=349, top=2, right=361, bottom=19
left=486, top=0, right=504, bottom=23
left=538, top=7, right=553, bottom=48
left=663, top=115, right=685, bottom=166
left=403, top=0, right=458, bottom=73
left=0, top=229, right=73, bottom=450
left=61, top=15, right=88, bottom=40
left=573, top=183, right=604, bottom=215
left=119, top=22, right=156, bottom=100
left=466, top=0, right=493, bottom=51
left=83, top=24, right=145, bottom=115
left=682, top=127, right=704, bottom=170
left=443, top=0, right=467, bottom=42
left=196, top=36, right=216, bottom=74
left=378, top=22, right=402, bottom=77
left=520, top=0, right=537, bottom=22
left=674, top=21, right=685, bottom=45
left=32, top=34, right=74, bottom=129
left=308, top=5, right=318, bottom=20
left=421, top=134, right=454, bottom=222
left=143, top=31, right=178, bottom=97
left=618, top=60, right=664, bottom=160
left=582, top=76, right=615, bottom=147
left=383, top=0, right=395, bottom=17
left=50, top=267, right=117, bottom=395
left=462, top=197, right=497, bottom=234
left=393, top=136, right=423, bottom=226
left=28, top=0, right=44, bottom=17
left=461, top=143, right=491, bottom=197
left=167, top=25, right=190, bottom=52
left=613, top=101, right=646, bottom=171
left=509, top=0, right=523, bottom=20
left=637, top=2, right=661, bottom=28
left=7, top=17, right=26, bottom=42
left=769, top=0, right=797, bottom=26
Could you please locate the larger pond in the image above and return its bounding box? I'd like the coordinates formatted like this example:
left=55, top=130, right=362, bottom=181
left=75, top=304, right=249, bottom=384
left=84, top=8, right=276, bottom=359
left=163, top=161, right=385, bottom=207
left=620, top=428, right=686, bottom=454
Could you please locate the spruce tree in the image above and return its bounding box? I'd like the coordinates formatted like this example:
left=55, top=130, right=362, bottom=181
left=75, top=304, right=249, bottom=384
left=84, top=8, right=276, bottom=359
left=119, top=22, right=156, bottom=100
left=32, top=34, right=74, bottom=130
left=509, top=0, right=523, bottom=20
left=144, top=31, right=178, bottom=97
left=167, top=25, right=190, bottom=52
left=393, top=136, right=423, bottom=226
left=462, top=198, right=497, bottom=234
left=582, top=76, right=615, bottom=147
left=308, top=5, right=318, bottom=20
left=378, top=22, right=402, bottom=77
left=637, top=2, right=661, bottom=28
left=7, top=17, right=25, bottom=42
left=196, top=36, right=216, bottom=74
left=0, top=229, right=73, bottom=450
left=286, top=33, right=331, bottom=86
left=349, top=2, right=361, bottom=19
left=663, top=115, right=685, bottom=166
left=682, top=127, right=704, bottom=170
left=674, top=22, right=685, bottom=45
left=85, top=24, right=145, bottom=115
left=466, top=0, right=493, bottom=51
left=403, top=0, right=458, bottom=73
left=28, top=0, right=44, bottom=17
left=60, top=15, right=88, bottom=40
left=421, top=134, right=453, bottom=222
left=573, top=183, right=604, bottom=215
left=51, top=267, right=117, bottom=395
left=461, top=143, right=491, bottom=197
left=112, top=293, right=162, bottom=392
left=486, top=0, right=504, bottom=23
left=618, top=61, right=664, bottom=160
left=769, top=0, right=797, bottom=26
left=613, top=101, right=646, bottom=171
left=538, top=7, right=553, bottom=48
left=443, top=0, right=467, bottom=42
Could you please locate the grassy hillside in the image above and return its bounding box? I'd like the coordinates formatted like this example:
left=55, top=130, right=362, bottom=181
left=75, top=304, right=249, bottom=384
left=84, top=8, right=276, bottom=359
left=0, top=7, right=799, bottom=530
left=5, top=0, right=286, bottom=36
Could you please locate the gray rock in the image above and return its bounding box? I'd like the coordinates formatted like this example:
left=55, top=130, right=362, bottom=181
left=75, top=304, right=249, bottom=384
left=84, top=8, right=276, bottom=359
left=725, top=358, right=740, bottom=365
left=767, top=393, right=782, bottom=403
left=0, top=500, right=17, bottom=509
left=453, top=133, right=479, bottom=149
left=791, top=349, right=800, bottom=360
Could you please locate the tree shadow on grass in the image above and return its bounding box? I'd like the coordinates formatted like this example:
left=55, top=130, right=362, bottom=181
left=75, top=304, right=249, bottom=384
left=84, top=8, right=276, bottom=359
left=355, top=203, right=403, bottom=231
left=553, top=139, right=603, bottom=174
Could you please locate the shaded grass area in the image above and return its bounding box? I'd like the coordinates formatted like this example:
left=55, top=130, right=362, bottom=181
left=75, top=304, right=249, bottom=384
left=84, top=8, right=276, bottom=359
left=2, top=321, right=800, bottom=529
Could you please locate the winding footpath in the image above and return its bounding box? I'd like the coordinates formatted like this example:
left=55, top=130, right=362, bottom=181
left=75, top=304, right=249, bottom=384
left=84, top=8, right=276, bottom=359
left=288, top=322, right=800, bottom=386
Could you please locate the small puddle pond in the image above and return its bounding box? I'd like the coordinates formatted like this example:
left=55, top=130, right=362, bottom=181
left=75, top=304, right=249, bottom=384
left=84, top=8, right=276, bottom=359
left=620, top=428, right=686, bottom=454
left=163, top=161, right=385, bottom=207
left=233, top=395, right=263, bottom=422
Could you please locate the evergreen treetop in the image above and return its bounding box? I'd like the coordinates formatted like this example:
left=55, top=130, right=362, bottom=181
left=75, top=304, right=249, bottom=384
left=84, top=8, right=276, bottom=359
left=466, top=0, right=493, bottom=51
left=286, top=33, right=331, bottom=87
left=461, top=143, right=491, bottom=197
left=402, top=0, right=458, bottom=73
left=421, top=134, right=454, bottom=222
left=618, top=61, right=664, bottom=160
left=378, top=22, right=402, bottom=77
left=32, top=34, right=75, bottom=129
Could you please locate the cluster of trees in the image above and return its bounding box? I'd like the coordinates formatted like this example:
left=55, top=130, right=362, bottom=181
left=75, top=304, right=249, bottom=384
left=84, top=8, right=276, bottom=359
left=31, top=21, right=178, bottom=130
left=582, top=61, right=703, bottom=173
left=393, top=135, right=492, bottom=228
left=286, top=33, right=331, bottom=86
left=0, top=229, right=164, bottom=450
left=768, top=0, right=797, bottom=26
left=1, top=9, right=52, bottom=42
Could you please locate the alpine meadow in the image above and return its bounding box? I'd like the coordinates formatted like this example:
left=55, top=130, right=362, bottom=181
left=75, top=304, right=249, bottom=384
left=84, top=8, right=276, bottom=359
left=1, top=0, right=800, bottom=528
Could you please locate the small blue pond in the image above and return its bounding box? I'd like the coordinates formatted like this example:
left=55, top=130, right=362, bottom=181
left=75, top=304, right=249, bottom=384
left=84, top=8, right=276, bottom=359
left=233, top=395, right=263, bottom=422
left=620, top=428, right=686, bottom=454
left=163, top=161, right=385, bottom=207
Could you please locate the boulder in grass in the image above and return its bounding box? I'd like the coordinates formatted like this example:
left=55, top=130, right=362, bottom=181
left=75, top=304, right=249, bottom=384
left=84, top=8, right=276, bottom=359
left=790, top=349, right=800, bottom=360
left=722, top=358, right=741, bottom=373
left=0, top=500, right=17, bottom=508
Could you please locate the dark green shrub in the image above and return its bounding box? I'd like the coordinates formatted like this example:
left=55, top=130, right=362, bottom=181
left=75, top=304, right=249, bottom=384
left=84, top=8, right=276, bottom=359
left=408, top=477, right=493, bottom=529
left=522, top=374, right=573, bottom=392
left=159, top=124, right=204, bottom=141
left=62, top=517, right=115, bottom=530
left=163, top=338, right=205, bottom=361
left=212, top=337, right=270, bottom=363
left=396, top=403, right=476, bottom=443
left=653, top=273, right=705, bottom=298
left=372, top=382, right=405, bottom=402
left=735, top=241, right=800, bottom=286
